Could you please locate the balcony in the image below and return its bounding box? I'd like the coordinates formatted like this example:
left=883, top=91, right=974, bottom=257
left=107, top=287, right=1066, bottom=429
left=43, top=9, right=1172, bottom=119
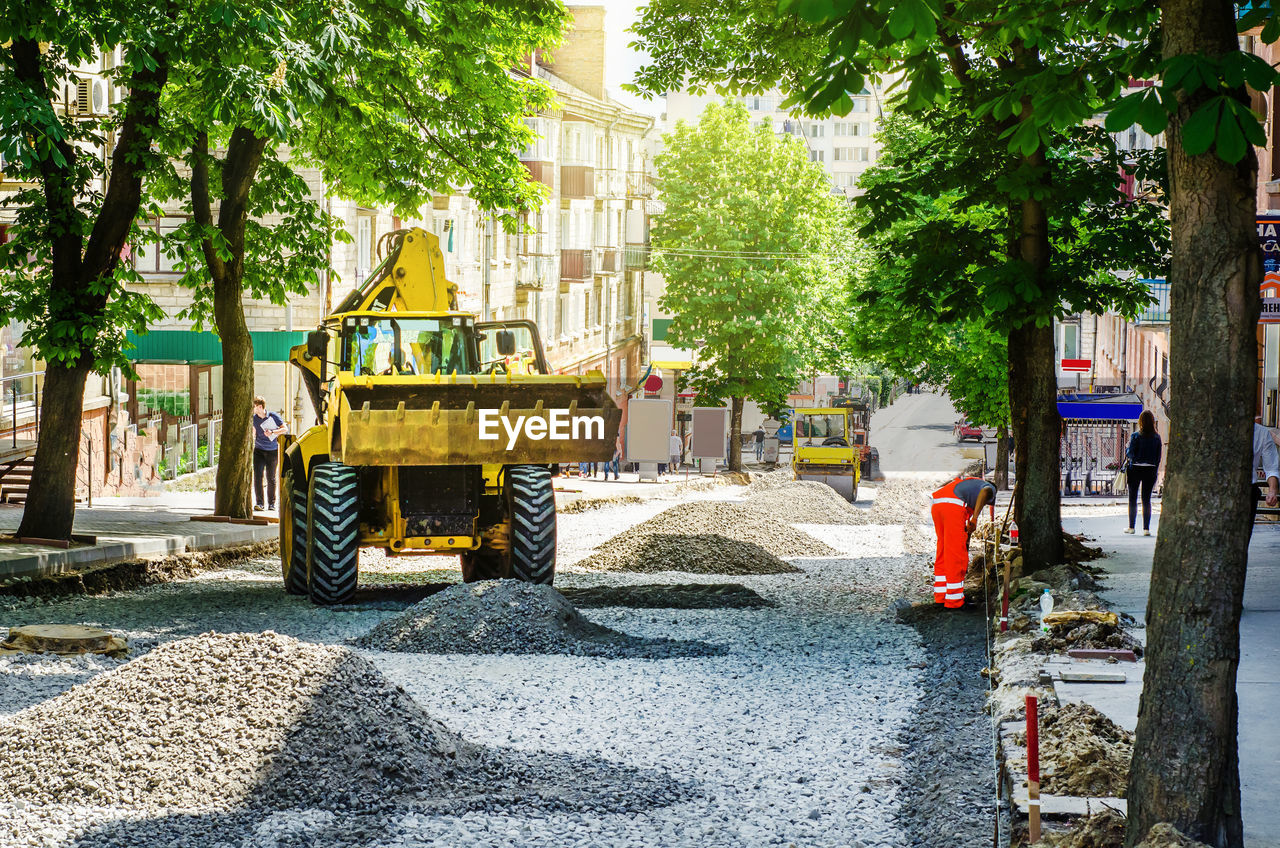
left=626, top=170, right=654, bottom=198
left=522, top=160, right=554, bottom=188
left=560, top=164, right=594, bottom=199
left=597, top=248, right=621, bottom=273
left=624, top=244, right=649, bottom=270
left=1136, top=278, right=1169, bottom=324
left=560, top=248, right=593, bottom=283
left=595, top=169, right=626, bottom=198
left=517, top=255, right=552, bottom=291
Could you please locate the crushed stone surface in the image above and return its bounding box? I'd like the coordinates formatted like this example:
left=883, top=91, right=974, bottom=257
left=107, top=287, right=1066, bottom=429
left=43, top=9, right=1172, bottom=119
left=576, top=501, right=830, bottom=574
left=744, top=481, right=864, bottom=524
left=0, top=632, right=473, bottom=813
left=0, top=425, right=1001, bottom=848
left=353, top=581, right=723, bottom=659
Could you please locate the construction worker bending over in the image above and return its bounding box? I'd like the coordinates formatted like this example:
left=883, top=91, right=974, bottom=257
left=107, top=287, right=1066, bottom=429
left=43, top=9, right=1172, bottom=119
left=931, top=476, right=996, bottom=609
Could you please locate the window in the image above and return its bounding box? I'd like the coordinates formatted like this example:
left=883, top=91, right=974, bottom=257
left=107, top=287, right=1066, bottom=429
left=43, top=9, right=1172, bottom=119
left=851, top=97, right=869, bottom=112
left=342, top=317, right=476, bottom=376
left=810, top=150, right=825, bottom=162
left=356, top=217, right=372, bottom=270
left=134, top=216, right=189, bottom=274
left=557, top=293, right=568, bottom=338
left=1062, top=323, right=1079, bottom=361
left=520, top=117, right=552, bottom=161
left=834, top=147, right=868, bottom=162
left=807, top=124, right=824, bottom=138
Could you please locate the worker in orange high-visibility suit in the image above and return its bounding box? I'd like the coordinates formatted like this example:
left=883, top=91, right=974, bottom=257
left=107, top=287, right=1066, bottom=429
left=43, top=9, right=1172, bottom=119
left=931, top=476, right=996, bottom=608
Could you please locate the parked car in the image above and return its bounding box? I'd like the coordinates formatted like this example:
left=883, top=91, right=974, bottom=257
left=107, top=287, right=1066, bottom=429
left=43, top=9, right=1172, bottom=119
left=955, top=419, right=984, bottom=442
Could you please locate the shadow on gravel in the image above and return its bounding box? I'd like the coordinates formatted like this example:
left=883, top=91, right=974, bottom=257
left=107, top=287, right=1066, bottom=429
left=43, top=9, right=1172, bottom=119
left=353, top=581, right=774, bottom=610
left=892, top=601, right=1002, bottom=847
left=65, top=649, right=693, bottom=848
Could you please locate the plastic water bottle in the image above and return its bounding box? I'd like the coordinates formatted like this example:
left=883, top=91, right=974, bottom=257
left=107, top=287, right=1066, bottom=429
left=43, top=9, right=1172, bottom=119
left=1039, top=588, right=1055, bottom=633
left=1010, top=522, right=1020, bottom=544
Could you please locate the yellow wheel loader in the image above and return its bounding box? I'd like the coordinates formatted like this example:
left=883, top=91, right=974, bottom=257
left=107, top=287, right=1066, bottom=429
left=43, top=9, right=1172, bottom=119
left=279, top=228, right=621, bottom=604
left=792, top=406, right=861, bottom=503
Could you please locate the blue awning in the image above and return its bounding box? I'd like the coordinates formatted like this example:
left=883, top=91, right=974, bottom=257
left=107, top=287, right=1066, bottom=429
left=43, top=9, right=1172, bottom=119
left=1057, top=393, right=1143, bottom=421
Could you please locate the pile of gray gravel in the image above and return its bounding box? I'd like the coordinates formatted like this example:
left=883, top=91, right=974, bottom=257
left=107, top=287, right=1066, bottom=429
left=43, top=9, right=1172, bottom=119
left=559, top=495, right=644, bottom=514
left=578, top=501, right=831, bottom=574
left=744, top=481, right=862, bottom=523
left=355, top=580, right=723, bottom=658
left=0, top=631, right=473, bottom=812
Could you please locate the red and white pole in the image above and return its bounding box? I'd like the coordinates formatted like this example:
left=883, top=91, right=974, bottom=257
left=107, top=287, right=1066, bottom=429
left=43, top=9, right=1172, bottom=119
left=1026, top=694, right=1041, bottom=841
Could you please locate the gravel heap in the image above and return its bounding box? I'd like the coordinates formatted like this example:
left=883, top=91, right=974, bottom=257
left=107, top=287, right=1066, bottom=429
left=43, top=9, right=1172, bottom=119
left=0, top=631, right=474, bottom=812
left=354, top=581, right=723, bottom=659
left=1027, top=702, right=1133, bottom=797
left=577, top=501, right=831, bottom=574
left=560, top=495, right=644, bottom=514
left=865, top=478, right=937, bottom=525
left=746, top=467, right=797, bottom=492
left=744, top=481, right=862, bottom=524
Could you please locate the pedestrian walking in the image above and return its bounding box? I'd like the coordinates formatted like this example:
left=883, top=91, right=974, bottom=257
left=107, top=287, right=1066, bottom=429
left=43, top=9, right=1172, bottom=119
left=753, top=425, right=766, bottom=461
left=251, top=396, right=288, bottom=512
left=930, top=476, right=996, bottom=609
left=668, top=429, right=684, bottom=475
left=1124, top=410, right=1162, bottom=536
left=607, top=438, right=622, bottom=480
left=1252, top=417, right=1280, bottom=527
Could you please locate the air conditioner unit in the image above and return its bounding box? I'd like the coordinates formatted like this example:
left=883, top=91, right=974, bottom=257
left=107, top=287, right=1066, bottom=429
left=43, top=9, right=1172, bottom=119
left=75, top=78, right=93, bottom=115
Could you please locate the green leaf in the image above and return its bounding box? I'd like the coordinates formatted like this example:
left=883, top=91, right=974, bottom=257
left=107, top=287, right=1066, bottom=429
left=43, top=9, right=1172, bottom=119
left=1181, top=98, right=1224, bottom=157
left=1215, top=106, right=1248, bottom=164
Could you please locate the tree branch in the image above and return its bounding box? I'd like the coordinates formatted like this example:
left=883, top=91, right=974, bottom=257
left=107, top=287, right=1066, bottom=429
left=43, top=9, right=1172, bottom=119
left=190, top=131, right=228, bottom=283
left=82, top=52, right=169, bottom=286
left=8, top=38, right=84, bottom=292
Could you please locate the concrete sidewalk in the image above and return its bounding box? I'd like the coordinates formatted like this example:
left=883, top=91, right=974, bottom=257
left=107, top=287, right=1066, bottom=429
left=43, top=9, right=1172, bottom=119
left=1062, top=508, right=1280, bottom=847
left=0, top=492, right=276, bottom=583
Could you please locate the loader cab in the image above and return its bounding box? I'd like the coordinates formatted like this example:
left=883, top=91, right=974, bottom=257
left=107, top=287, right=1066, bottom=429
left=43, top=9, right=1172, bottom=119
left=339, top=313, right=479, bottom=376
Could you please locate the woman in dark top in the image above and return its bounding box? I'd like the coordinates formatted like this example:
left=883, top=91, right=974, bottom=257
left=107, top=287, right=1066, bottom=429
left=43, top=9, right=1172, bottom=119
left=1125, top=410, right=1162, bottom=536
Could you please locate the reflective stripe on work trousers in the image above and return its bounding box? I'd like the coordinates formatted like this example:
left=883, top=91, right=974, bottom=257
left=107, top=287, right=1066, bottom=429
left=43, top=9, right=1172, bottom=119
left=931, top=497, right=966, bottom=507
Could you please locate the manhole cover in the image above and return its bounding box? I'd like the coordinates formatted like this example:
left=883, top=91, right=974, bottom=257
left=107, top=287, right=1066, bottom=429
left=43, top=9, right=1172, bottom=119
left=1, top=624, right=128, bottom=657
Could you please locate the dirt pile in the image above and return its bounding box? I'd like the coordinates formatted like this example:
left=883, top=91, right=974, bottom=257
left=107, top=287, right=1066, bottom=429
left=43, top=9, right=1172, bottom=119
left=0, top=631, right=474, bottom=812
left=1026, top=702, right=1133, bottom=798
left=1135, top=824, right=1213, bottom=848
left=744, top=481, right=862, bottom=524
left=1038, top=810, right=1126, bottom=847
left=865, top=478, right=937, bottom=525
left=354, top=580, right=722, bottom=658
left=560, top=495, right=644, bottom=514
left=578, top=501, right=827, bottom=575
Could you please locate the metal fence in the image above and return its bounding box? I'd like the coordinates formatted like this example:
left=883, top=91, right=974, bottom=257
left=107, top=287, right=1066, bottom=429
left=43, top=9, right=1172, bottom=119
left=145, top=414, right=222, bottom=480
left=1, top=369, right=43, bottom=447
left=1060, top=421, right=1129, bottom=496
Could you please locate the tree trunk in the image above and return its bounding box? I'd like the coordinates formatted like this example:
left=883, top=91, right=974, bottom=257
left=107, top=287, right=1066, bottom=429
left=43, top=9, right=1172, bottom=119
left=192, top=128, right=268, bottom=518
left=213, top=280, right=255, bottom=517
left=995, top=423, right=1009, bottom=491
left=8, top=41, right=169, bottom=540
left=1011, top=320, right=1063, bottom=568
left=729, top=394, right=743, bottom=472
left=1126, top=4, right=1258, bottom=845
left=16, top=364, right=91, bottom=540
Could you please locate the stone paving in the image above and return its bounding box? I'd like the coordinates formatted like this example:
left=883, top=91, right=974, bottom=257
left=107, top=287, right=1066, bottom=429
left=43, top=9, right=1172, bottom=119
left=0, top=492, right=275, bottom=583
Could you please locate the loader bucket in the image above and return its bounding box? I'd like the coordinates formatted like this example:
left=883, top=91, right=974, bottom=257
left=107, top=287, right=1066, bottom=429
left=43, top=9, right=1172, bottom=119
left=334, top=372, right=622, bottom=466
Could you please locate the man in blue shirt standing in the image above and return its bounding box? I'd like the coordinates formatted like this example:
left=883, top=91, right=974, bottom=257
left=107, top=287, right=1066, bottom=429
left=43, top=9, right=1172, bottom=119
left=252, top=396, right=288, bottom=512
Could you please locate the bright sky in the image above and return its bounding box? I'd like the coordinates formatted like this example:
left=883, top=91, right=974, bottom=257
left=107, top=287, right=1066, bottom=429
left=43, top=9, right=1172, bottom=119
left=597, top=1, right=664, bottom=118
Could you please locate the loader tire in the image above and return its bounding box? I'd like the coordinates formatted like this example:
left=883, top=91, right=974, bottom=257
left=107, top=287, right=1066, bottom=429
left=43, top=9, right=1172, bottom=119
left=306, top=463, right=360, bottom=605
left=508, top=465, right=556, bottom=584
left=280, top=469, right=309, bottom=596
left=460, top=548, right=506, bottom=582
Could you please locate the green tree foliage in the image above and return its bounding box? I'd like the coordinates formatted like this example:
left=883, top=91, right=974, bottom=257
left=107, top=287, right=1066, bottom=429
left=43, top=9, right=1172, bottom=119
left=653, top=101, right=847, bottom=470
left=143, top=0, right=566, bottom=516
left=0, top=1, right=212, bottom=539
left=630, top=0, right=1162, bottom=568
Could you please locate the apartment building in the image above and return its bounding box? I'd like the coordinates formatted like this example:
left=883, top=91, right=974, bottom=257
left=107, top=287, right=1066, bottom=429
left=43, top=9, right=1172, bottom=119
left=663, top=85, right=893, bottom=199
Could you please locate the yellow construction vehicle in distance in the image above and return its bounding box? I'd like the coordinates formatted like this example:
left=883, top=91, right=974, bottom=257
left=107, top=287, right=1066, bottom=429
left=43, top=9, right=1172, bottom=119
left=278, top=228, right=621, bottom=604
left=792, top=405, right=861, bottom=502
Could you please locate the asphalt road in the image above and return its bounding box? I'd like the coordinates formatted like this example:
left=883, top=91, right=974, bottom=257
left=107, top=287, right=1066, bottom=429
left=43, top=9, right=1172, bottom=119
left=871, top=391, right=973, bottom=475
